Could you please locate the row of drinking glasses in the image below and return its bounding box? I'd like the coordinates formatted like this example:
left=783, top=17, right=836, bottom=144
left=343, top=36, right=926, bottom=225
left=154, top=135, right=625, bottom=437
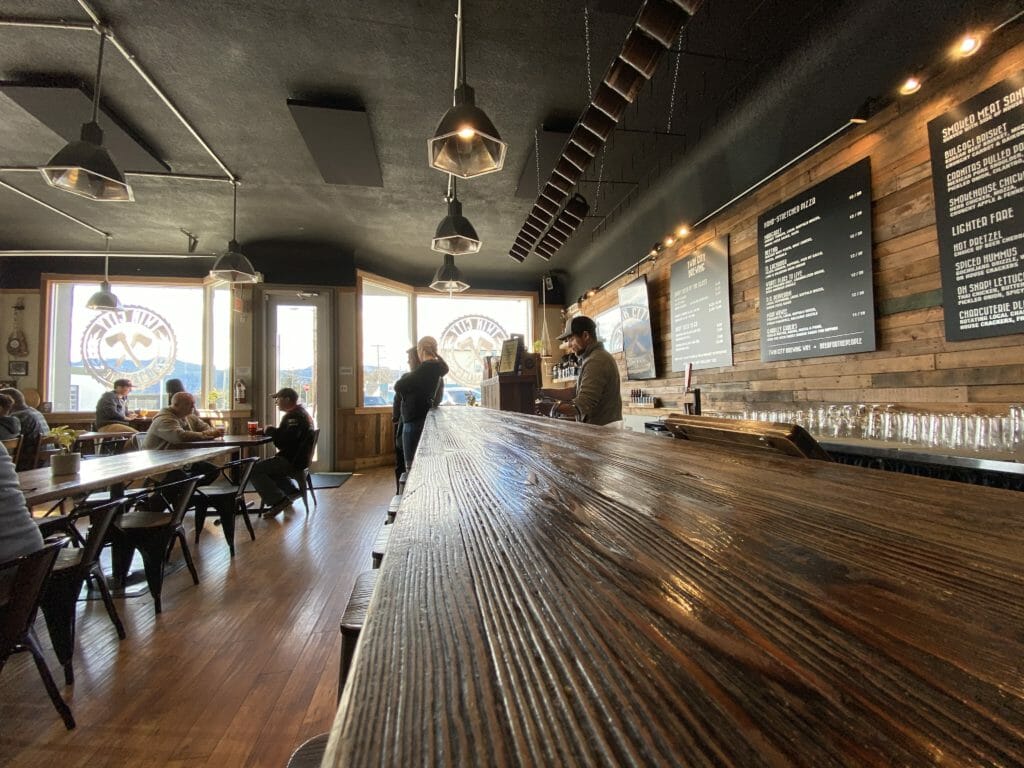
left=725, top=404, right=1024, bottom=453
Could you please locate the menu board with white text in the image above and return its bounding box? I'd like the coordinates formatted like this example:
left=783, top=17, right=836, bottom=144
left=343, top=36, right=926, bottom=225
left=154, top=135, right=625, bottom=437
left=757, top=159, right=876, bottom=362
left=670, top=236, right=733, bottom=371
left=928, top=72, right=1024, bottom=340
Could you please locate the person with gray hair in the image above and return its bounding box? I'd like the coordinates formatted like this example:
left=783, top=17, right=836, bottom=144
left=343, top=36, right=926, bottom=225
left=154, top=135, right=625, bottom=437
left=0, top=387, right=49, bottom=470
left=393, top=336, right=448, bottom=468
left=0, top=393, right=21, bottom=441
left=0, top=440, right=43, bottom=563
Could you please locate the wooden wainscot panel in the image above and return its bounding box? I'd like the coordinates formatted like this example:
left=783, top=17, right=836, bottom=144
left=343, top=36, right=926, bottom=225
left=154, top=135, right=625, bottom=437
left=336, top=407, right=396, bottom=471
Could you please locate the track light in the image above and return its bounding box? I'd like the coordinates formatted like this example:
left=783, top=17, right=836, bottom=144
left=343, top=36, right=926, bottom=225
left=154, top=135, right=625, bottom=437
left=41, top=32, right=133, bottom=202
left=899, top=76, right=922, bottom=95
left=955, top=33, right=981, bottom=58
left=675, top=225, right=689, bottom=238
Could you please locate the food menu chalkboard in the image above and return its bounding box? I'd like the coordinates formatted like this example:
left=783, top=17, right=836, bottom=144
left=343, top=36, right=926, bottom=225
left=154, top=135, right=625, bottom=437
left=927, top=72, right=1024, bottom=341
left=670, top=235, right=733, bottom=371
left=758, top=158, right=876, bottom=362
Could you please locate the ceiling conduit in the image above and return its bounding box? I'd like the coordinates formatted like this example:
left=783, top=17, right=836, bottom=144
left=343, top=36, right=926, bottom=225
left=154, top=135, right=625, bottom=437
left=508, top=0, right=702, bottom=264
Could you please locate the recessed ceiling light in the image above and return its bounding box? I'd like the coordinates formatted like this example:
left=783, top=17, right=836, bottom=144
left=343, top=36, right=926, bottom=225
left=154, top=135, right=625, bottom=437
left=899, top=76, right=922, bottom=96
left=955, top=33, right=981, bottom=58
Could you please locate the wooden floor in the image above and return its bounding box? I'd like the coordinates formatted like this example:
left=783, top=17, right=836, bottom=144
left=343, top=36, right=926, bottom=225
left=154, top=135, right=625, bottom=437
left=0, top=466, right=394, bottom=767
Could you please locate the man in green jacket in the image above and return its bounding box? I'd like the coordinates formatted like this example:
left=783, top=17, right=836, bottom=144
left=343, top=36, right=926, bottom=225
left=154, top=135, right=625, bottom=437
left=539, top=315, right=623, bottom=427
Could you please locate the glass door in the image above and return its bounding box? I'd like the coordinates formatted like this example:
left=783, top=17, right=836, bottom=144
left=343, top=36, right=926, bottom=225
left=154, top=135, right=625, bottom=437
left=263, top=290, right=333, bottom=471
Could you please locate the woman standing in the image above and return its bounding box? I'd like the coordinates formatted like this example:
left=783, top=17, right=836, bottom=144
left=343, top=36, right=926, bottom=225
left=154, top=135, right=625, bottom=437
left=394, top=336, right=448, bottom=468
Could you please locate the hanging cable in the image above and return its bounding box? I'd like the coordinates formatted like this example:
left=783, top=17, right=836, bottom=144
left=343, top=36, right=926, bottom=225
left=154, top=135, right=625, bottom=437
left=91, top=31, right=106, bottom=124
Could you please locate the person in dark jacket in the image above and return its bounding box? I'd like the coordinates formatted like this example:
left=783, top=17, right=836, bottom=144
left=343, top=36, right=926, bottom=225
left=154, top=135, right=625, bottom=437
left=0, top=387, right=49, bottom=470
left=394, top=336, right=448, bottom=468
left=95, top=378, right=138, bottom=432
left=252, top=387, right=315, bottom=516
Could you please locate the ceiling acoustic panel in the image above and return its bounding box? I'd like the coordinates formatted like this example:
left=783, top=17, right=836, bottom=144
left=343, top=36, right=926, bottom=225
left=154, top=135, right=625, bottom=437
left=287, top=98, right=383, bottom=187
left=1, top=83, right=169, bottom=173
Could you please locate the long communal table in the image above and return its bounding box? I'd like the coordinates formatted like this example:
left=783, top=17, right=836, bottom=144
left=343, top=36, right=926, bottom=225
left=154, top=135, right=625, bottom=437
left=18, top=447, right=232, bottom=507
left=325, top=407, right=1024, bottom=766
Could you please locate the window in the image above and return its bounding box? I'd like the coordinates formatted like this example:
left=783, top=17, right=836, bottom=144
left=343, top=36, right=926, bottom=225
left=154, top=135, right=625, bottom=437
left=44, top=279, right=231, bottom=412
left=359, top=275, right=413, bottom=406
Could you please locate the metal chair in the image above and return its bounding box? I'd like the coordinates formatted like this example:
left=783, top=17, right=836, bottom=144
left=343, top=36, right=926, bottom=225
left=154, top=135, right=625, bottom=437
left=192, top=457, right=258, bottom=556
left=287, top=428, right=321, bottom=515
left=110, top=476, right=201, bottom=614
left=0, top=537, right=75, bottom=729
left=38, top=499, right=127, bottom=684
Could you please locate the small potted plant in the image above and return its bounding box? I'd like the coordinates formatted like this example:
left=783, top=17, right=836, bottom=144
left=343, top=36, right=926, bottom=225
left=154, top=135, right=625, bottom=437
left=48, top=425, right=81, bottom=476
left=207, top=388, right=222, bottom=410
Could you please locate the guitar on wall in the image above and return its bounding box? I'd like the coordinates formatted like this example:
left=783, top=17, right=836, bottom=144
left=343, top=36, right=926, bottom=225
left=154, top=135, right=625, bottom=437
left=6, top=299, right=28, bottom=357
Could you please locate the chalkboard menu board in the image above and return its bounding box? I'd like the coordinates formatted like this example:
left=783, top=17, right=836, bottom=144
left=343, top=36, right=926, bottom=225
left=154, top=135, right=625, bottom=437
left=670, top=235, right=733, bottom=371
left=758, top=158, right=876, bottom=362
left=927, top=72, right=1024, bottom=341
left=618, top=276, right=656, bottom=380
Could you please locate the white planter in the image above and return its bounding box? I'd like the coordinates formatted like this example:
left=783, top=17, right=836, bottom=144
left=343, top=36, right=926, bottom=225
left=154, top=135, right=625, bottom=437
left=51, top=452, right=81, bottom=476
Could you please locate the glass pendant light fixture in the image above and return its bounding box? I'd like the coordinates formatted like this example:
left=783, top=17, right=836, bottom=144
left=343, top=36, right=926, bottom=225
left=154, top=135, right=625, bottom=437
left=430, top=253, right=470, bottom=294
left=431, top=175, right=481, bottom=255
left=86, top=235, right=122, bottom=310
left=40, top=31, right=134, bottom=202
left=428, top=0, right=507, bottom=179
left=209, top=182, right=261, bottom=284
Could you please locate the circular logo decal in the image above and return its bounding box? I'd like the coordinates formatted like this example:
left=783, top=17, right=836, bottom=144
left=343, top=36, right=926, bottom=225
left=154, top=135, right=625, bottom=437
left=81, top=305, right=177, bottom=389
left=438, top=315, right=509, bottom=386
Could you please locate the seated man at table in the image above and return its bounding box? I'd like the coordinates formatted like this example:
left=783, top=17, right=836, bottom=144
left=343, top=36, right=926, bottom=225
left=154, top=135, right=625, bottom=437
left=0, top=393, right=21, bottom=441
left=0, top=387, right=49, bottom=470
left=95, top=379, right=138, bottom=433
left=252, top=387, right=314, bottom=517
left=142, top=392, right=223, bottom=482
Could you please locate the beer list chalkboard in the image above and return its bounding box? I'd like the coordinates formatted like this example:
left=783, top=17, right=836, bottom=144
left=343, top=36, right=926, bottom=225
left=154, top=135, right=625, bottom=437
left=670, top=235, right=733, bottom=371
left=927, top=72, right=1024, bottom=341
left=757, top=158, right=876, bottom=362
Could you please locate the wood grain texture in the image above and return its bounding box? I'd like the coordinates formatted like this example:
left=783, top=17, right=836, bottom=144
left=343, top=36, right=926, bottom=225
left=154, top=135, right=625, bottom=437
left=326, top=407, right=1024, bottom=767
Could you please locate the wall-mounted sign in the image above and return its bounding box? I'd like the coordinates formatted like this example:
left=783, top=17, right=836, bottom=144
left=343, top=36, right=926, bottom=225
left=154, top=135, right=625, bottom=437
left=670, top=235, right=733, bottom=371
left=618, top=276, right=656, bottom=380
left=594, top=305, right=622, bottom=353
left=928, top=71, right=1024, bottom=341
left=757, top=158, right=876, bottom=362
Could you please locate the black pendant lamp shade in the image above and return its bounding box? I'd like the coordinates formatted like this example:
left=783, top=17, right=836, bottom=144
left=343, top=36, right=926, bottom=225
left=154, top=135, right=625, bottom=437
left=86, top=237, right=122, bottom=310
left=40, top=33, right=134, bottom=202
left=209, top=183, right=261, bottom=284
left=428, top=0, right=507, bottom=179
left=430, top=253, right=470, bottom=293
left=429, top=84, right=507, bottom=179
left=431, top=177, right=481, bottom=255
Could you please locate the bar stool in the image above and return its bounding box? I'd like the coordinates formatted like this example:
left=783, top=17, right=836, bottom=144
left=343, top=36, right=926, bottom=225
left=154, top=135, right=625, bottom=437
left=371, top=525, right=391, bottom=568
left=338, top=570, right=378, bottom=701
left=385, top=494, right=401, bottom=525
left=398, top=471, right=408, bottom=494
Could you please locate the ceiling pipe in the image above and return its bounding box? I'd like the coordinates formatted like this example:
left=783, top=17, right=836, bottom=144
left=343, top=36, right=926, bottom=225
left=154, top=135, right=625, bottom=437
left=0, top=250, right=210, bottom=259
left=507, top=0, right=702, bottom=264
left=0, top=179, right=106, bottom=236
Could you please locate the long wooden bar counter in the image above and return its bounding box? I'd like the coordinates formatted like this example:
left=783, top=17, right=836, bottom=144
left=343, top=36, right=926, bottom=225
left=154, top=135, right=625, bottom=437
left=325, top=407, right=1024, bottom=766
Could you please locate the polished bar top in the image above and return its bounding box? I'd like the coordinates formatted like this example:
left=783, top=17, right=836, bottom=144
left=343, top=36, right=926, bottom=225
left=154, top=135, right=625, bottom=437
left=326, top=407, right=1024, bottom=766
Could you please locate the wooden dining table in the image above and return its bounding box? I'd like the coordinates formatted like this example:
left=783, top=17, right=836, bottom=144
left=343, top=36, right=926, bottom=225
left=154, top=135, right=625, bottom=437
left=173, top=434, right=272, bottom=452
left=18, top=447, right=232, bottom=507
left=325, top=407, right=1024, bottom=766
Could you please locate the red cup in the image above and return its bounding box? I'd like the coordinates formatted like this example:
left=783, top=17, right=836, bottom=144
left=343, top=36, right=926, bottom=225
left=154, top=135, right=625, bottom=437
left=247, top=421, right=259, bottom=436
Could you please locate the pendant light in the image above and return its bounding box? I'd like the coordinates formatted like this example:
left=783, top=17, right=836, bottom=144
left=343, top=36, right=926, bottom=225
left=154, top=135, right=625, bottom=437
left=86, top=235, right=122, bottom=310
left=431, top=175, right=481, bottom=255
left=40, top=31, right=134, bottom=202
left=209, top=182, right=261, bottom=284
left=427, top=0, right=507, bottom=179
left=430, top=254, right=470, bottom=294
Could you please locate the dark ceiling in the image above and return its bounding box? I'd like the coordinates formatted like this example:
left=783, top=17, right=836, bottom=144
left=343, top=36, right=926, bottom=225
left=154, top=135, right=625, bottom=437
left=0, top=0, right=1020, bottom=293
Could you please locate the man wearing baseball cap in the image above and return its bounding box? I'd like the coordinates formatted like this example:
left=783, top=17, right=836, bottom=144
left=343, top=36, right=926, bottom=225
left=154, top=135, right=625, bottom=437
left=95, top=378, right=138, bottom=433
left=539, top=315, right=622, bottom=427
left=251, top=387, right=315, bottom=516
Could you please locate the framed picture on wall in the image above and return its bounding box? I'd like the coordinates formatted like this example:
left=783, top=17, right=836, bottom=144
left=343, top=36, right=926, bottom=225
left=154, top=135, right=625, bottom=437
left=7, top=360, right=28, bottom=377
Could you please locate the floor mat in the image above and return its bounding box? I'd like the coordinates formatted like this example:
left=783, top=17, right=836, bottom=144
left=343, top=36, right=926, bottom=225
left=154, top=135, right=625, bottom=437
left=310, top=472, right=353, bottom=489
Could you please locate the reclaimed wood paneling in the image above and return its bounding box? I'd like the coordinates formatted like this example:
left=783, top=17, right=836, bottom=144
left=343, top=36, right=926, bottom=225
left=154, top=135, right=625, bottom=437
left=336, top=408, right=395, bottom=470
left=582, top=30, right=1024, bottom=417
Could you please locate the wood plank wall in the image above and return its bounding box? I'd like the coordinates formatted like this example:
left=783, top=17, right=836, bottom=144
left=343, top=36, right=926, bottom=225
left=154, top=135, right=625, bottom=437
left=582, top=28, right=1024, bottom=417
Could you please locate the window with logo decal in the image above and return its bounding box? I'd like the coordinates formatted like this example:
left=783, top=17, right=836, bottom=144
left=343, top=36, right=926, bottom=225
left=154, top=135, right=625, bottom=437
left=44, top=280, right=231, bottom=412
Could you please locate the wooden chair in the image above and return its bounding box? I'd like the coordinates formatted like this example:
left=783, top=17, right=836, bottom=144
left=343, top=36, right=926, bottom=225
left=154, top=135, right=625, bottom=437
left=192, top=457, right=258, bottom=557
left=662, top=414, right=832, bottom=461
left=287, top=428, right=321, bottom=515
left=0, top=537, right=75, bottom=729
left=1, top=435, right=21, bottom=467
left=110, top=476, right=201, bottom=614
left=30, top=434, right=61, bottom=469
left=38, top=499, right=127, bottom=684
